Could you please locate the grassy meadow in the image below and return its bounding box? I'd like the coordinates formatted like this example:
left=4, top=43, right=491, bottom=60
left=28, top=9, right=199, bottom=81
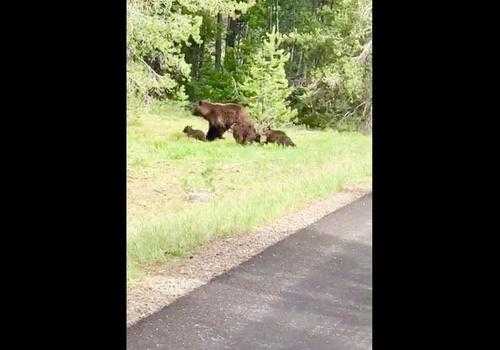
left=127, top=102, right=372, bottom=282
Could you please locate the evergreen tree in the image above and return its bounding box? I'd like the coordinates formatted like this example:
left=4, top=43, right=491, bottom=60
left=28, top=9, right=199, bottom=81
left=239, top=28, right=297, bottom=127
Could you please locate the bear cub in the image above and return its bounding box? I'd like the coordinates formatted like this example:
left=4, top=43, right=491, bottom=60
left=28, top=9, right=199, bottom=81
left=263, top=128, right=296, bottom=147
left=183, top=126, right=206, bottom=141
left=231, top=122, right=261, bottom=145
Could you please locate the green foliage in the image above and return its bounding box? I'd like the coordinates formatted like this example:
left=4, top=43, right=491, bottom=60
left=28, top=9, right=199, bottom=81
left=127, top=0, right=254, bottom=105
left=127, top=0, right=202, bottom=104
left=127, top=0, right=372, bottom=131
left=295, top=53, right=370, bottom=130
left=284, top=0, right=372, bottom=130
left=239, top=29, right=297, bottom=127
left=187, top=67, right=241, bottom=103
left=185, top=45, right=244, bottom=103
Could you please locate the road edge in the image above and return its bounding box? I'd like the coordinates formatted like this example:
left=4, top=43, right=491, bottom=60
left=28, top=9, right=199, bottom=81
left=127, top=182, right=372, bottom=327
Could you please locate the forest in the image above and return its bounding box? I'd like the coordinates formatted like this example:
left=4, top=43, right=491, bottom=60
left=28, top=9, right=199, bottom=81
left=127, top=0, right=372, bottom=131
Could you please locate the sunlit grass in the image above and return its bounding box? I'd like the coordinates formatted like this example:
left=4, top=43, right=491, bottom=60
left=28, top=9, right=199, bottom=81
left=127, top=102, right=372, bottom=282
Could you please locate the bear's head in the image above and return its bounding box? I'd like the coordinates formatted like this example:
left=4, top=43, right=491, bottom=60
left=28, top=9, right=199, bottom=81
left=183, top=125, right=192, bottom=133
left=259, top=125, right=272, bottom=136
left=192, top=100, right=211, bottom=118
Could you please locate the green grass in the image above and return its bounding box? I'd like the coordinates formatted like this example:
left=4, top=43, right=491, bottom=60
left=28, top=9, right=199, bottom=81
left=127, top=102, right=372, bottom=283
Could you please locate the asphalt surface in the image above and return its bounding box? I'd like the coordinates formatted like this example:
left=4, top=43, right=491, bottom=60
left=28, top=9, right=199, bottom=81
left=128, top=193, right=372, bottom=350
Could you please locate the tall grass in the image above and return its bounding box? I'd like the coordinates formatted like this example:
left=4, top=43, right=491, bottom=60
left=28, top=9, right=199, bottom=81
left=127, top=102, right=372, bottom=282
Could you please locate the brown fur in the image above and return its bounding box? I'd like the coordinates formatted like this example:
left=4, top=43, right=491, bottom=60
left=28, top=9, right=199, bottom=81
left=193, top=100, right=251, bottom=141
left=264, top=128, right=296, bottom=147
left=183, top=126, right=206, bottom=141
left=231, top=122, right=261, bottom=145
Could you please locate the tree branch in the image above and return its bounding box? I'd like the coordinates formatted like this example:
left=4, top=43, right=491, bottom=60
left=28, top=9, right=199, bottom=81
left=135, top=55, right=163, bottom=80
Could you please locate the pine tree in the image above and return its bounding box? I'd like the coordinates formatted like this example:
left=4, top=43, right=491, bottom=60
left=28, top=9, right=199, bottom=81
left=239, top=28, right=297, bottom=127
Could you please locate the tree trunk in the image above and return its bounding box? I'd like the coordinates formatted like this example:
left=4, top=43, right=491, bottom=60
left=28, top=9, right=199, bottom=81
left=215, top=13, right=223, bottom=70
left=190, top=43, right=200, bottom=80
left=360, top=39, right=372, bottom=134
left=357, top=39, right=372, bottom=65
left=268, top=5, right=273, bottom=31
left=361, top=102, right=372, bottom=134
left=275, top=0, right=279, bottom=30
left=226, top=16, right=240, bottom=48
left=197, top=41, right=205, bottom=80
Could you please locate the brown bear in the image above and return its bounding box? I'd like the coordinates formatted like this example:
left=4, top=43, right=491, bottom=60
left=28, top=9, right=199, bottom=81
left=231, top=121, right=261, bottom=145
left=263, top=128, right=296, bottom=147
left=183, top=126, right=206, bottom=141
left=192, top=100, right=251, bottom=141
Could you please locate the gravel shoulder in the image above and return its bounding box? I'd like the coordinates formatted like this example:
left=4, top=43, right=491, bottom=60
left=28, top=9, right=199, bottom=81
left=127, top=182, right=372, bottom=327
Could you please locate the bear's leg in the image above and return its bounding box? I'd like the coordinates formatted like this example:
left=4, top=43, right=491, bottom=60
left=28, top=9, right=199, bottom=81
left=206, top=125, right=222, bottom=141
left=233, top=132, right=244, bottom=145
left=240, top=133, right=248, bottom=145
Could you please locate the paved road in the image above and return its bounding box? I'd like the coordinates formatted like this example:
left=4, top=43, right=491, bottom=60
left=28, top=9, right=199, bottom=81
left=128, top=193, right=372, bottom=350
